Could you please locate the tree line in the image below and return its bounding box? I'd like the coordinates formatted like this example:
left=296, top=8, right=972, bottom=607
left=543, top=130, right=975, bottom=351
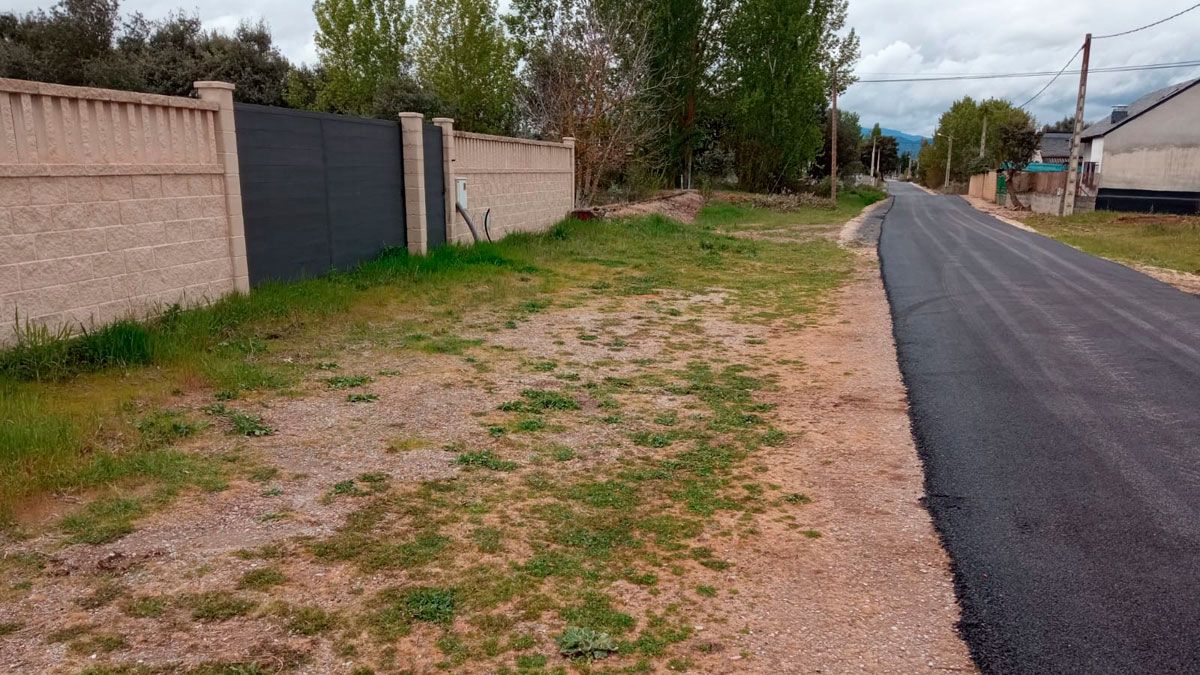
left=915, top=96, right=1040, bottom=191
left=1, top=0, right=861, bottom=203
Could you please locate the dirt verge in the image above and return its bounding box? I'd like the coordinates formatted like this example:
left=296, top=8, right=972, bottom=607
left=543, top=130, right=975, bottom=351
left=712, top=234, right=975, bottom=672
left=600, top=190, right=706, bottom=223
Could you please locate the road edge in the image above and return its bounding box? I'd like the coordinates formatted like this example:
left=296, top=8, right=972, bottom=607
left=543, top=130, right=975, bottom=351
left=873, top=199, right=987, bottom=672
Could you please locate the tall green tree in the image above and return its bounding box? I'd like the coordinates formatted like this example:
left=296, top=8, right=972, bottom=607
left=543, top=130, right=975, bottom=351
left=307, top=0, right=410, bottom=114
left=811, top=108, right=861, bottom=179
left=921, top=96, right=1033, bottom=188
left=644, top=0, right=727, bottom=187
left=720, top=0, right=851, bottom=192
left=414, top=0, right=517, bottom=133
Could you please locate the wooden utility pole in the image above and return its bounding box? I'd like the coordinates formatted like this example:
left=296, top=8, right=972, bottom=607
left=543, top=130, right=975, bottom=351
left=871, top=135, right=878, bottom=181
left=979, top=115, right=988, bottom=158
left=1062, top=33, right=1092, bottom=216
left=830, top=77, right=838, bottom=201
left=944, top=134, right=953, bottom=190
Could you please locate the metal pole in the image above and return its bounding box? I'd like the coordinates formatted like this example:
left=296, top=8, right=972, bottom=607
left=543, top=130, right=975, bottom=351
left=1062, top=33, right=1091, bottom=216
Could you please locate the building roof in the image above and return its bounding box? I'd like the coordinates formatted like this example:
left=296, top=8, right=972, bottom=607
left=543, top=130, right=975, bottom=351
left=1081, top=77, right=1200, bottom=140
left=1039, top=132, right=1072, bottom=160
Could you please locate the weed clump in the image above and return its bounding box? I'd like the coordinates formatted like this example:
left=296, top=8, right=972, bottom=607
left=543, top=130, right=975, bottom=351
left=556, top=626, right=617, bottom=660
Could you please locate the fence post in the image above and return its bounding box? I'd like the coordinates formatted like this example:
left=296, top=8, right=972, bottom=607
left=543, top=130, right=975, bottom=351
left=432, top=117, right=456, bottom=243
left=562, top=137, right=576, bottom=208
left=399, top=112, right=427, bottom=255
left=194, top=81, right=249, bottom=293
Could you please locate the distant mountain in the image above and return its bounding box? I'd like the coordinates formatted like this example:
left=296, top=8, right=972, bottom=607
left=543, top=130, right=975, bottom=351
left=861, top=126, right=928, bottom=160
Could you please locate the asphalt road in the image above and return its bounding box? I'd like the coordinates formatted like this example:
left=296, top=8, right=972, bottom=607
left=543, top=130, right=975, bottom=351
left=879, top=181, right=1200, bottom=674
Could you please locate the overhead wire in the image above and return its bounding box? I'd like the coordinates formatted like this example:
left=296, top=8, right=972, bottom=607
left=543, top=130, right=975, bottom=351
left=1093, top=2, right=1200, bottom=39
left=853, top=58, right=1200, bottom=83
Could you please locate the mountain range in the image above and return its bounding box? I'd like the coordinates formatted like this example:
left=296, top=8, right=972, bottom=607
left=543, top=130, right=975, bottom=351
left=860, top=127, right=928, bottom=160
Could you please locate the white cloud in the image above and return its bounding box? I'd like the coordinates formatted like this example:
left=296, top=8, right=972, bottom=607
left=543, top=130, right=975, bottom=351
left=842, top=0, right=1200, bottom=135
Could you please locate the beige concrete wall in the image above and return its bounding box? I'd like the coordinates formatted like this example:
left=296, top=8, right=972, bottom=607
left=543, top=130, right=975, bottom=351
left=449, top=130, right=574, bottom=244
left=0, top=78, right=243, bottom=343
left=968, top=172, right=998, bottom=202
left=1102, top=83, right=1200, bottom=192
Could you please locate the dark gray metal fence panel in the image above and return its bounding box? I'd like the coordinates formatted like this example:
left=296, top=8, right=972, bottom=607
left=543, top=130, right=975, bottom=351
left=234, top=103, right=406, bottom=285
left=235, top=105, right=330, bottom=285
left=423, top=124, right=446, bottom=248
left=322, top=117, right=406, bottom=269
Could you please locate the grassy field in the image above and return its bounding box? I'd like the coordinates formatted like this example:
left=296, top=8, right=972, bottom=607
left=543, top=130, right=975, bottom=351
left=0, top=196, right=870, bottom=673
left=1024, top=210, right=1200, bottom=274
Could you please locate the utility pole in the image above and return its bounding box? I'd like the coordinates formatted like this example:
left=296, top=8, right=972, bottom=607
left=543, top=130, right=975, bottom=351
left=979, top=115, right=987, bottom=158
left=830, top=76, right=838, bottom=201
left=1062, top=33, right=1092, bottom=216
left=871, top=134, right=878, bottom=180
left=944, top=134, right=953, bottom=191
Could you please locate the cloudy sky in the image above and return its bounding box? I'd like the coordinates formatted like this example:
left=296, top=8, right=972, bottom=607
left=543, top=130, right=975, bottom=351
left=9, top=0, right=1200, bottom=136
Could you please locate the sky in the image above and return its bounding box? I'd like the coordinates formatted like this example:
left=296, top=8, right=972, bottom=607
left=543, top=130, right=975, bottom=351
left=8, top=0, right=1200, bottom=137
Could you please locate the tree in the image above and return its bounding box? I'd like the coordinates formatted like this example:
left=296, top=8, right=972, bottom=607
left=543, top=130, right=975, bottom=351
left=720, top=0, right=850, bottom=192
left=508, top=0, right=664, bottom=203
left=310, top=0, right=410, bottom=114
left=415, top=0, right=518, bottom=133
left=811, top=108, right=860, bottom=179
left=0, top=0, right=292, bottom=105
left=921, top=96, right=1033, bottom=189
left=1042, top=116, right=1074, bottom=133
left=643, top=0, right=728, bottom=188
left=995, top=119, right=1040, bottom=209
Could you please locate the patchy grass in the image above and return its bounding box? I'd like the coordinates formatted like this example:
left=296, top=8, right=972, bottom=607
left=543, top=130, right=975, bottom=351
left=237, top=566, right=287, bottom=591
left=1, top=199, right=859, bottom=671
left=182, top=591, right=257, bottom=622
left=1023, top=210, right=1200, bottom=274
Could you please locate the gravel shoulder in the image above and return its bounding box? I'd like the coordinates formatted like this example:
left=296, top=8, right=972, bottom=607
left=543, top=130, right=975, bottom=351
left=721, top=219, right=973, bottom=672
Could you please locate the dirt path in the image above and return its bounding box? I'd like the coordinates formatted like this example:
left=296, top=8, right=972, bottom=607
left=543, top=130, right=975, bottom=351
left=712, top=229, right=973, bottom=672
left=0, top=199, right=973, bottom=674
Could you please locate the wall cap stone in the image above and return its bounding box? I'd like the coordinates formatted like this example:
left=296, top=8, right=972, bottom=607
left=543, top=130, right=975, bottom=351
left=454, top=130, right=572, bottom=148
left=0, top=77, right=218, bottom=111
left=193, top=81, right=236, bottom=91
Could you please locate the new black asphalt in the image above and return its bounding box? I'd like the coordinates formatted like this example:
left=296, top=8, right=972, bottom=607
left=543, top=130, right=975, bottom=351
left=879, top=181, right=1200, bottom=674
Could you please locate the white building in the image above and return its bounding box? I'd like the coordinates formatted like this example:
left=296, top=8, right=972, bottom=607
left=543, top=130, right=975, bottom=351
left=1079, top=77, right=1200, bottom=214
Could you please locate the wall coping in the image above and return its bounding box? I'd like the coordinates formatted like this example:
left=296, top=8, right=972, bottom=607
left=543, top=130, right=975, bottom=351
left=0, top=163, right=224, bottom=177
left=454, top=130, right=571, bottom=149
left=0, top=77, right=219, bottom=111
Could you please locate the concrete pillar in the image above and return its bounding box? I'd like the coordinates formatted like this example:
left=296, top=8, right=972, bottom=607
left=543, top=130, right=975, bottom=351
left=432, top=117, right=457, bottom=243
left=399, top=112, right=427, bottom=255
left=194, top=80, right=249, bottom=293
left=562, top=137, right=577, bottom=208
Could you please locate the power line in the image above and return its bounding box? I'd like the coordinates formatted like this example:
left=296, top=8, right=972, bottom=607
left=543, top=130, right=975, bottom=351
left=1094, top=2, right=1200, bottom=39
left=853, top=58, right=1200, bottom=83
left=1017, top=46, right=1084, bottom=109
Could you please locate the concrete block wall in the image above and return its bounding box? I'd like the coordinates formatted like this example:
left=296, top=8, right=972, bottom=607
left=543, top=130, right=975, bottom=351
left=0, top=76, right=580, bottom=344
left=448, top=129, right=575, bottom=244
left=0, top=78, right=244, bottom=343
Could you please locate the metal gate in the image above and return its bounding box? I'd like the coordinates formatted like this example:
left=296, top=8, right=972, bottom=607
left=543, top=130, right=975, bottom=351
left=234, top=104, right=406, bottom=285
left=423, top=124, right=446, bottom=248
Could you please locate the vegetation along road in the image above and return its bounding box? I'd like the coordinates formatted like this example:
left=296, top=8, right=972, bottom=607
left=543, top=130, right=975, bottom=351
left=880, top=181, right=1200, bottom=673
left=1, top=191, right=976, bottom=673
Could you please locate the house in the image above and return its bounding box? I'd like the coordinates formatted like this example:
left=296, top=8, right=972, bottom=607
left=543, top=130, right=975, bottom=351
left=1035, top=132, right=1071, bottom=165
left=1079, top=77, right=1200, bottom=214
